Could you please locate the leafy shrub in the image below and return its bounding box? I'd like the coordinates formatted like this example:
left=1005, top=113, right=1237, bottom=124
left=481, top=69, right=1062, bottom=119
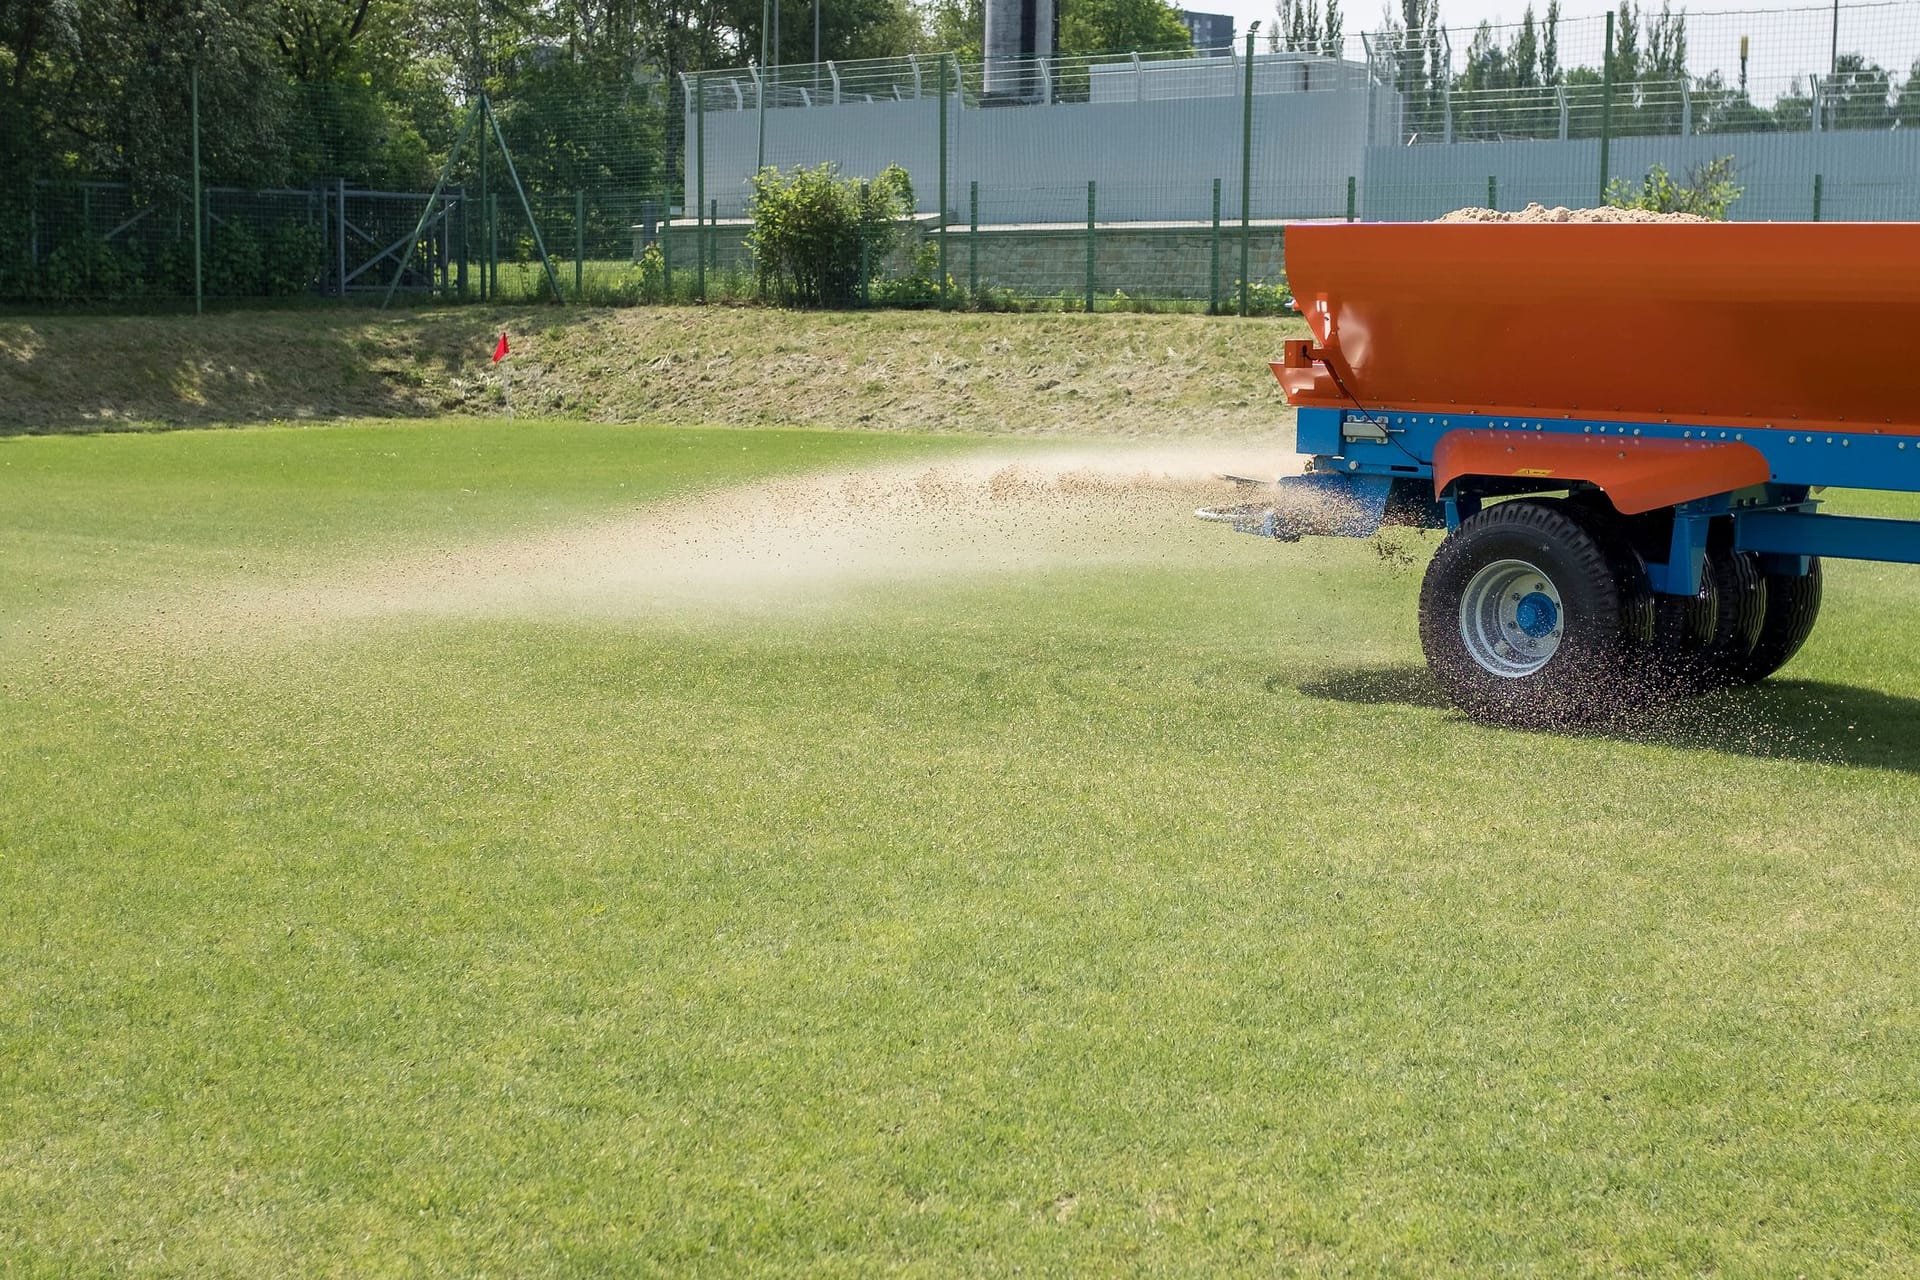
left=260, top=219, right=324, bottom=295
left=869, top=241, right=948, bottom=309
left=1234, top=278, right=1296, bottom=316
left=1606, top=156, right=1743, bottom=220
left=39, top=238, right=145, bottom=301
left=204, top=221, right=266, bottom=297
left=747, top=162, right=916, bottom=307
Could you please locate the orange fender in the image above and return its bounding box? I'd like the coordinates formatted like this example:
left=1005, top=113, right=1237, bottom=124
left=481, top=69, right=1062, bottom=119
left=1433, top=430, right=1771, bottom=515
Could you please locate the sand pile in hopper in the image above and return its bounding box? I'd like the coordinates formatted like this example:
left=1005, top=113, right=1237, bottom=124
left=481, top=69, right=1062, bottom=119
left=187, top=444, right=1304, bottom=635
left=1436, top=202, right=1709, bottom=223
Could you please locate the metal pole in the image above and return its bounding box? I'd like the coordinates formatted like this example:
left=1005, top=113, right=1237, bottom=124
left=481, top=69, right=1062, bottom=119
left=1830, top=0, right=1840, bottom=79
left=456, top=185, right=468, bottom=298
left=336, top=178, right=347, bottom=298
left=757, top=0, right=770, bottom=172
left=710, top=199, right=719, bottom=287
left=968, top=179, right=978, bottom=298
left=191, top=65, right=202, bottom=315
left=479, top=114, right=489, bottom=301
left=483, top=96, right=567, bottom=303
left=663, top=211, right=674, bottom=297
left=696, top=73, right=707, bottom=301
left=575, top=190, right=585, bottom=297
left=1813, top=173, right=1824, bottom=222
left=1210, top=177, right=1221, bottom=314
left=859, top=180, right=871, bottom=305
left=814, top=0, right=821, bottom=66
left=1084, top=179, right=1095, bottom=313
left=938, top=55, right=949, bottom=310
left=1599, top=10, right=1615, bottom=206
left=1345, top=175, right=1356, bottom=222
left=1240, top=29, right=1254, bottom=318
left=489, top=193, right=499, bottom=297
left=1488, top=175, right=1497, bottom=210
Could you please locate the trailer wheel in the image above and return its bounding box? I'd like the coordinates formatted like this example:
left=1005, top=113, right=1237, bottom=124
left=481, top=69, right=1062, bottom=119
left=1418, top=500, right=1650, bottom=724
left=1727, top=557, right=1824, bottom=686
left=1686, top=549, right=1767, bottom=691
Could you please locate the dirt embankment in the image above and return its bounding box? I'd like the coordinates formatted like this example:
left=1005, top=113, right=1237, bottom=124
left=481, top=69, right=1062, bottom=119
left=0, top=307, right=1302, bottom=436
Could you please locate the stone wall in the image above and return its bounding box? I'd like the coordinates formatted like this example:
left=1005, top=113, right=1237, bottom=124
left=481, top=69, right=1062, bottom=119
left=644, top=220, right=1289, bottom=303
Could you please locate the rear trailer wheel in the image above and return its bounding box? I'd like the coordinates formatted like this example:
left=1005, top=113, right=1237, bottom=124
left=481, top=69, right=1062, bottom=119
left=1419, top=500, right=1651, bottom=724
left=1686, top=548, right=1767, bottom=691
left=1728, top=557, right=1824, bottom=685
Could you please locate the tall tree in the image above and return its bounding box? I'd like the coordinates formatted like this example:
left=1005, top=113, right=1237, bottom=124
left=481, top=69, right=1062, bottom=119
left=1058, top=0, right=1191, bottom=58
left=1541, top=0, right=1559, bottom=82
left=1510, top=5, right=1537, bottom=88
left=1609, top=0, right=1639, bottom=85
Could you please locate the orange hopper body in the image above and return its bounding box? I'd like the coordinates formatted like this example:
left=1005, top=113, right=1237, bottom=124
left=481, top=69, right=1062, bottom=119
left=1274, top=222, right=1920, bottom=439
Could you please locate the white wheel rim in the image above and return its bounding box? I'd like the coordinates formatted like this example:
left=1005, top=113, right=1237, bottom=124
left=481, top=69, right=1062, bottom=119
left=1459, top=558, right=1565, bottom=678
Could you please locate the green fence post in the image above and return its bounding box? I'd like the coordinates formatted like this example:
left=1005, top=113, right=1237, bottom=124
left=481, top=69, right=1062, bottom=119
left=937, top=55, right=950, bottom=310
left=1210, top=177, right=1222, bottom=315
left=489, top=193, right=499, bottom=298
left=695, top=72, right=707, bottom=302
left=1599, top=10, right=1616, bottom=205
left=1488, top=175, right=1497, bottom=210
left=1240, top=29, right=1254, bottom=318
left=663, top=207, right=674, bottom=298
left=710, top=199, right=718, bottom=287
left=575, top=190, right=585, bottom=298
left=1812, top=173, right=1824, bottom=221
left=1085, top=180, right=1096, bottom=314
left=191, top=64, right=202, bottom=315
left=1346, top=175, right=1356, bottom=223
left=859, top=180, right=871, bottom=306
left=968, top=179, right=978, bottom=299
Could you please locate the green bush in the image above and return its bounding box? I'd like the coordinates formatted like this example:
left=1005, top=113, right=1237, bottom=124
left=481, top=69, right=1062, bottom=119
left=747, top=162, right=916, bottom=308
left=1606, top=156, right=1744, bottom=220
left=1233, top=278, right=1296, bottom=316
left=39, top=238, right=146, bottom=301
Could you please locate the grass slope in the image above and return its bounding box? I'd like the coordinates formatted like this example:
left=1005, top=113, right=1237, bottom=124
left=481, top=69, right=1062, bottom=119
left=0, top=308, right=1302, bottom=436
left=2, top=421, right=1917, bottom=1276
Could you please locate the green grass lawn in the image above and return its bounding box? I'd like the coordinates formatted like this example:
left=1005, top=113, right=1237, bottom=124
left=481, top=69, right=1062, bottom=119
left=2, top=420, right=1916, bottom=1276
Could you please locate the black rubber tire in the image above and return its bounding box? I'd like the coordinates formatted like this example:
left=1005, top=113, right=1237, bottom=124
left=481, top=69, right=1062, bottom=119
left=1550, top=495, right=1656, bottom=653
left=1687, top=549, right=1767, bottom=692
left=1418, top=500, right=1654, bottom=725
left=1650, top=569, right=1719, bottom=692
left=1726, top=557, right=1824, bottom=686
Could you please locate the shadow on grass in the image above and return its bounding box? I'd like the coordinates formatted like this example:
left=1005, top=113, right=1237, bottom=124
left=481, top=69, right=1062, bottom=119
left=1293, top=663, right=1920, bottom=773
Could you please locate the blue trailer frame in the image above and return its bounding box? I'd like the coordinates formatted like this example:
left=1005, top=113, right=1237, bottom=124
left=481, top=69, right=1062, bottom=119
left=1218, top=406, right=1920, bottom=596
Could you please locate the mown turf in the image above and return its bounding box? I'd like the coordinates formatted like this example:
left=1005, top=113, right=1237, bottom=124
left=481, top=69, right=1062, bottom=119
left=2, top=421, right=1916, bottom=1276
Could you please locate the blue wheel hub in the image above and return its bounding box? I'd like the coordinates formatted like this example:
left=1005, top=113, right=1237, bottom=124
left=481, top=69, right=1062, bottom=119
left=1514, top=591, right=1559, bottom=639
left=1459, top=559, right=1566, bottom=678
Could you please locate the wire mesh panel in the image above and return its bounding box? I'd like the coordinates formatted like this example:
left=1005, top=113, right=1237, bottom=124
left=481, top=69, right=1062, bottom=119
left=3, top=2, right=1918, bottom=309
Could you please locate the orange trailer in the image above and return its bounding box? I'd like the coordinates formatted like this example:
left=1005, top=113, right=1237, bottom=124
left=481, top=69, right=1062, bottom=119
left=1204, top=222, right=1920, bottom=724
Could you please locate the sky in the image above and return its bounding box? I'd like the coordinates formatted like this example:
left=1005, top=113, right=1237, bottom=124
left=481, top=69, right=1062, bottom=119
left=1192, top=0, right=1918, bottom=96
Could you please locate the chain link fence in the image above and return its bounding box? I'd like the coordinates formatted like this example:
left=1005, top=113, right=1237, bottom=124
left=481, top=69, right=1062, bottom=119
left=4, top=0, right=1915, bottom=311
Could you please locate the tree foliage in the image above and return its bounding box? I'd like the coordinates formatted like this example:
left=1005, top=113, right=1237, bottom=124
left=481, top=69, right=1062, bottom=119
left=746, top=161, right=914, bottom=306
left=1058, top=0, right=1191, bottom=58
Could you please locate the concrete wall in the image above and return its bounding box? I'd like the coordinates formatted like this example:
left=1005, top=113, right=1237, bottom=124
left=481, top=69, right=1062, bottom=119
left=688, top=88, right=1920, bottom=230
left=965, top=225, right=1285, bottom=301
left=691, top=87, right=1385, bottom=223
left=1360, top=129, right=1920, bottom=222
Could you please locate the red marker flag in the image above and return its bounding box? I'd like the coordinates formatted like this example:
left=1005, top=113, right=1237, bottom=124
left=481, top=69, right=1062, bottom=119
left=491, top=332, right=510, bottom=363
